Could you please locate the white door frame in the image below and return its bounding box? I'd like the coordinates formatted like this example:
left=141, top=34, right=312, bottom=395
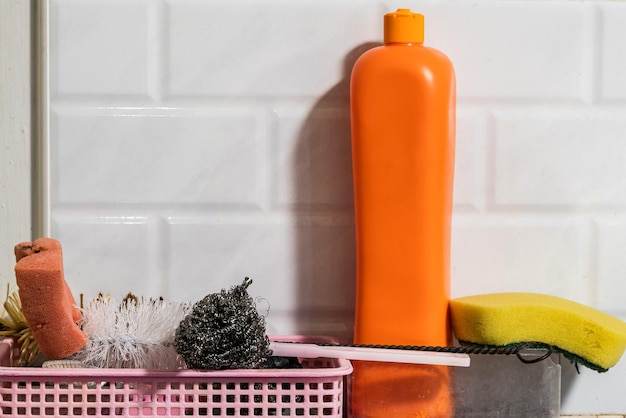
left=0, top=0, right=49, bottom=284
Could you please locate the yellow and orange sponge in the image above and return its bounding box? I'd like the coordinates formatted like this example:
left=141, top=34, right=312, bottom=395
left=450, top=292, right=626, bottom=372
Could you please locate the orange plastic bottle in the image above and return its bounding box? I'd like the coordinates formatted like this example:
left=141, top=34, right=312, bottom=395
left=350, top=9, right=456, bottom=417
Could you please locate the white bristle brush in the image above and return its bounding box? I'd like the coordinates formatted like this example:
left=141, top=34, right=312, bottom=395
left=73, top=294, right=192, bottom=369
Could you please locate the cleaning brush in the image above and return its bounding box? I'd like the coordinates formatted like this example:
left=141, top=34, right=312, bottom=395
left=74, top=293, right=192, bottom=369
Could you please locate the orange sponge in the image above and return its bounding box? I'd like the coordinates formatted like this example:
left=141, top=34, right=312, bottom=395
left=14, top=238, right=87, bottom=360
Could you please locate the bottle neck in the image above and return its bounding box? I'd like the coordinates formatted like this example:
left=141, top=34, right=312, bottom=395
left=384, top=42, right=424, bottom=46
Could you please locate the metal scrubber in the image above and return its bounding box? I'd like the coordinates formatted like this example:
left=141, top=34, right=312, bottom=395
left=174, top=277, right=271, bottom=370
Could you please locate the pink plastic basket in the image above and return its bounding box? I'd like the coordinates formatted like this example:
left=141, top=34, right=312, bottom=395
left=0, top=336, right=351, bottom=417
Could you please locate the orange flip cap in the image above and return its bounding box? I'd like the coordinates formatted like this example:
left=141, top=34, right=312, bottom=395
left=384, top=8, right=424, bottom=44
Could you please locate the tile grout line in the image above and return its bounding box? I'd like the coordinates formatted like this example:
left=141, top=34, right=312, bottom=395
left=580, top=2, right=601, bottom=106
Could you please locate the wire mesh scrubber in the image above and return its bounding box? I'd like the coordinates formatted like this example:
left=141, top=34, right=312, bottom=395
left=174, top=277, right=272, bottom=370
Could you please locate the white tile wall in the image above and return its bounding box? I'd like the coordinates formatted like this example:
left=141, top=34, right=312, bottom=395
left=46, top=0, right=626, bottom=414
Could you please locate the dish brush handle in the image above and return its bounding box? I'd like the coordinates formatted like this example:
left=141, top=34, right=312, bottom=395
left=269, top=342, right=470, bottom=367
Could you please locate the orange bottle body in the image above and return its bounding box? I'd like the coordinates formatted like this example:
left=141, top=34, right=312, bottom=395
left=350, top=9, right=456, bottom=417
left=351, top=42, right=456, bottom=347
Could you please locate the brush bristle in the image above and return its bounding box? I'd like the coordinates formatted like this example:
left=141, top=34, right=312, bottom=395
left=74, top=295, right=192, bottom=369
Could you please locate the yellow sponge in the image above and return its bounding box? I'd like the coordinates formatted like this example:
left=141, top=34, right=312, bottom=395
left=450, top=292, right=626, bottom=372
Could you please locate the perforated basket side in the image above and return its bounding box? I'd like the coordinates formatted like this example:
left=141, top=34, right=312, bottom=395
left=0, top=375, right=344, bottom=417
left=0, top=337, right=351, bottom=417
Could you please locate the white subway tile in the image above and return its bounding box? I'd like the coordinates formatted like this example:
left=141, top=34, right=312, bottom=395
left=414, top=1, right=586, bottom=100
left=451, top=215, right=587, bottom=302
left=593, top=217, right=626, bottom=314
left=51, top=214, right=160, bottom=299
left=165, top=0, right=378, bottom=98
left=492, top=111, right=626, bottom=207
left=599, top=2, right=626, bottom=101
left=454, top=109, right=488, bottom=211
left=50, top=0, right=154, bottom=98
left=561, top=356, right=626, bottom=413
left=164, top=217, right=288, bottom=301
left=273, top=105, right=353, bottom=209
left=164, top=215, right=355, bottom=315
left=51, top=108, right=265, bottom=206
left=263, top=310, right=355, bottom=343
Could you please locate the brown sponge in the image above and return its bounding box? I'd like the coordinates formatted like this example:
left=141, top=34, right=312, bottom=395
left=14, top=238, right=87, bottom=360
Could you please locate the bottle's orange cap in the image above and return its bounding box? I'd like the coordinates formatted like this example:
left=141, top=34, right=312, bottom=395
left=384, top=8, right=424, bottom=44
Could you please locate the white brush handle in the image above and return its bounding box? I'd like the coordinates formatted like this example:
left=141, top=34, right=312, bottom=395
left=269, top=342, right=470, bottom=367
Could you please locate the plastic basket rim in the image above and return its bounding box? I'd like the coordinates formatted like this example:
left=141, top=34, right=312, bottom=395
left=0, top=335, right=353, bottom=379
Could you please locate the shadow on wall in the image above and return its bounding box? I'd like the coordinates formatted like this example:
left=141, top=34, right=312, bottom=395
left=292, top=43, right=379, bottom=343
left=559, top=356, right=582, bottom=411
